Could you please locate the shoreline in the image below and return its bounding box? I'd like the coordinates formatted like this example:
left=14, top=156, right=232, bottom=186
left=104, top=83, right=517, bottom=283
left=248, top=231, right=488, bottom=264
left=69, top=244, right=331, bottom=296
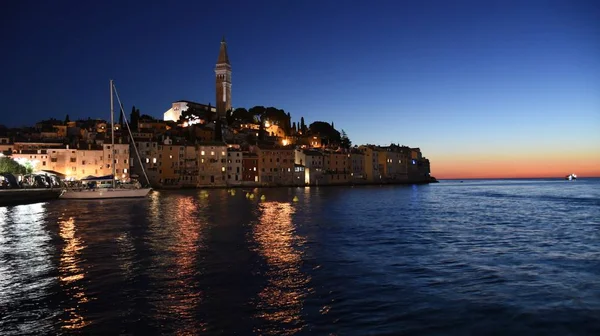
left=152, top=178, right=439, bottom=190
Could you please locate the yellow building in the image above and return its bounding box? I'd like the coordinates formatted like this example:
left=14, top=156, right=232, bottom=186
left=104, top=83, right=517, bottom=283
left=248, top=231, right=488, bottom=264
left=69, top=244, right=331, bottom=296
left=359, top=146, right=382, bottom=182
left=197, top=142, right=227, bottom=186
left=10, top=141, right=129, bottom=181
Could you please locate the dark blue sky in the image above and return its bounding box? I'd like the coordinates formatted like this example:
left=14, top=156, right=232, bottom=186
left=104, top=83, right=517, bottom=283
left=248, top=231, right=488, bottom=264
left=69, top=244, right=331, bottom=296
left=2, top=0, right=599, bottom=176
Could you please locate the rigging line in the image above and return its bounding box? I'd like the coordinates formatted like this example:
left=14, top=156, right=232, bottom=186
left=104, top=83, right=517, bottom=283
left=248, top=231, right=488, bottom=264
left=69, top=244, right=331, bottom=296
left=112, top=82, right=151, bottom=187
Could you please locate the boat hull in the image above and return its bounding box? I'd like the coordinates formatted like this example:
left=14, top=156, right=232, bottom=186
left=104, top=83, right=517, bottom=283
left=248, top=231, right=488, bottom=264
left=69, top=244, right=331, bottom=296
left=60, top=188, right=152, bottom=199
left=0, top=188, right=63, bottom=206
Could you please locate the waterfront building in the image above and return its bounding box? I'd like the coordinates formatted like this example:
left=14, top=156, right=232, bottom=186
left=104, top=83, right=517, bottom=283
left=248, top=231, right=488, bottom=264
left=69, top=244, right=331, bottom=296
left=157, top=138, right=184, bottom=186
left=10, top=141, right=129, bottom=181
left=359, top=145, right=382, bottom=182
left=350, top=151, right=365, bottom=181
left=197, top=142, right=227, bottom=186
left=378, top=145, right=409, bottom=181
left=226, top=149, right=243, bottom=185
left=294, top=149, right=324, bottom=185
left=257, top=146, right=294, bottom=185
left=130, top=139, right=160, bottom=185
left=242, top=152, right=259, bottom=183
left=323, top=151, right=351, bottom=184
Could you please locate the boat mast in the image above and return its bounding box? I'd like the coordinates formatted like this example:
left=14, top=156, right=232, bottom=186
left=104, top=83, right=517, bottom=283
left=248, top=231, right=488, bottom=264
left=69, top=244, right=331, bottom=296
left=110, top=79, right=116, bottom=189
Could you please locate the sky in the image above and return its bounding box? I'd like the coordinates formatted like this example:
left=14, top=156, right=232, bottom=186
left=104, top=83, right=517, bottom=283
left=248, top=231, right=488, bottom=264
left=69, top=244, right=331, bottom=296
left=1, top=0, right=599, bottom=179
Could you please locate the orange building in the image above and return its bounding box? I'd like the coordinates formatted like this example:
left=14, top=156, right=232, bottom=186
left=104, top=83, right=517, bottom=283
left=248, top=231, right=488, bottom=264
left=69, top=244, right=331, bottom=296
left=257, top=146, right=294, bottom=185
left=242, top=152, right=259, bottom=182
left=323, top=151, right=351, bottom=184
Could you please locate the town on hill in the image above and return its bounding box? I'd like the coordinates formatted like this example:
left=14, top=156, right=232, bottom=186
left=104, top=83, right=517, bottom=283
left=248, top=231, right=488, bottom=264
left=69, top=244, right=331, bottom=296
left=0, top=38, right=433, bottom=188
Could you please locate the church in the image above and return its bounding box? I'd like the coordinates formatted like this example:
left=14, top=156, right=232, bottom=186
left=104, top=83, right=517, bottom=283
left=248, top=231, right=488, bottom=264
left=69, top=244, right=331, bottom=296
left=163, top=37, right=232, bottom=122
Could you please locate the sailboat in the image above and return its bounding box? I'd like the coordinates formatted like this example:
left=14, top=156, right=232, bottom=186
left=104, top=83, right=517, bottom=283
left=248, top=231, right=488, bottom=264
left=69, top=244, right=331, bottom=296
left=60, top=80, right=152, bottom=199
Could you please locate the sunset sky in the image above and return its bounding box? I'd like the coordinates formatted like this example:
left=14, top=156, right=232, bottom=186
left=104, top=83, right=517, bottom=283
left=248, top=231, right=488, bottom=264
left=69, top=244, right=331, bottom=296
left=1, top=0, right=599, bottom=179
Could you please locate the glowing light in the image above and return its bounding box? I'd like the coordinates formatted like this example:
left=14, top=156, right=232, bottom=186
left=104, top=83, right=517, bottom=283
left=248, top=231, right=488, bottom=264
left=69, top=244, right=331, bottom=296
left=282, top=139, right=289, bottom=146
left=252, top=202, right=309, bottom=333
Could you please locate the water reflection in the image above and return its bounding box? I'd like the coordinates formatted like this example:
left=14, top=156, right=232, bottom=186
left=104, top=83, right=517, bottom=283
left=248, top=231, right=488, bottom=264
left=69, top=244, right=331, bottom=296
left=148, top=194, right=206, bottom=334
left=0, top=203, right=54, bottom=334
left=58, top=215, right=89, bottom=330
left=252, top=201, right=310, bottom=335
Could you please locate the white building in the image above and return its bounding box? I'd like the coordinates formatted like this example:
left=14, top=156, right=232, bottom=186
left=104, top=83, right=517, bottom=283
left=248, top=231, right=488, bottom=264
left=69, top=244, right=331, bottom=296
left=163, top=101, right=217, bottom=122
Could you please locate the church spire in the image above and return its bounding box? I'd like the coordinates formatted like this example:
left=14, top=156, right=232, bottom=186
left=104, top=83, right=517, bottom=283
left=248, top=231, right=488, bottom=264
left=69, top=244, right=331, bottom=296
left=217, top=36, right=230, bottom=65
left=215, top=37, right=232, bottom=119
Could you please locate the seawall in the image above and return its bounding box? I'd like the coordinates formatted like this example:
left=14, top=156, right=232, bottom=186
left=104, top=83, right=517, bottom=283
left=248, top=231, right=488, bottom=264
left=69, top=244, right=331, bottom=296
left=0, top=188, right=63, bottom=206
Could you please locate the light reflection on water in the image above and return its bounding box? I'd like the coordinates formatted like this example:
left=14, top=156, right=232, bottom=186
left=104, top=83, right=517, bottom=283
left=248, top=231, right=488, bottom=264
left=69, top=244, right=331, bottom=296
left=57, top=215, right=89, bottom=330
left=252, top=201, right=311, bottom=335
left=1, top=180, right=599, bottom=335
left=0, top=203, right=55, bottom=335
left=147, top=192, right=207, bottom=334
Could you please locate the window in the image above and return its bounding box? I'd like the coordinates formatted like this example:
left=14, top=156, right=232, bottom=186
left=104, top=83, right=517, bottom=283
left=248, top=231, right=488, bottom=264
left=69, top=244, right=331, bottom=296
left=221, top=151, right=225, bottom=156
left=201, top=151, right=205, bottom=155
left=153, top=158, right=157, bottom=164
left=211, top=151, right=214, bottom=155
left=70, top=158, right=76, bottom=163
left=124, top=168, right=128, bottom=173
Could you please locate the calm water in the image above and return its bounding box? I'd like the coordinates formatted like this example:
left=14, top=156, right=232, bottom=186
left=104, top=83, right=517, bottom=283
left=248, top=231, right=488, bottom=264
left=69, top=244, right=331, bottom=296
left=1, top=179, right=599, bottom=335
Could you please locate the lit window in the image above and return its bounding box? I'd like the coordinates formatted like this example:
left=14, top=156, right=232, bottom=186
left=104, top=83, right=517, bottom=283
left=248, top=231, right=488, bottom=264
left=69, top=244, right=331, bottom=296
left=253, top=167, right=256, bottom=171
left=221, top=167, right=225, bottom=172
left=169, top=155, right=173, bottom=159
left=201, top=151, right=205, bottom=155
left=153, top=158, right=157, bottom=163
left=221, top=151, right=225, bottom=155
left=201, top=158, right=205, bottom=163
left=211, top=151, right=215, bottom=155
left=124, top=168, right=128, bottom=173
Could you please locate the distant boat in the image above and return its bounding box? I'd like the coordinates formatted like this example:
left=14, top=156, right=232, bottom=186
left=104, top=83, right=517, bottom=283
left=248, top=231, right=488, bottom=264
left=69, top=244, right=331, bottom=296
left=60, top=80, right=152, bottom=199
left=565, top=174, right=577, bottom=181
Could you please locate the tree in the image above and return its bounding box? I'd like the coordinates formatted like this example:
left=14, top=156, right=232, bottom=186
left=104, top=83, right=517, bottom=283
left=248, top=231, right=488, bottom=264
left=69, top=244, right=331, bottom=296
left=0, top=157, right=28, bottom=175
left=231, top=107, right=250, bottom=123
left=249, top=106, right=266, bottom=122
left=225, top=108, right=234, bottom=125
left=118, top=103, right=124, bottom=126
left=309, top=121, right=341, bottom=146
left=340, top=129, right=351, bottom=149
left=64, top=114, right=70, bottom=124
left=130, top=106, right=139, bottom=131
left=258, top=114, right=266, bottom=141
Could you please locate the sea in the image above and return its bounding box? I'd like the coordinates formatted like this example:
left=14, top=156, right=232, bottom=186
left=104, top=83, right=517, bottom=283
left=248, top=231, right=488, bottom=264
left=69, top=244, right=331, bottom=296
left=1, top=178, right=599, bottom=335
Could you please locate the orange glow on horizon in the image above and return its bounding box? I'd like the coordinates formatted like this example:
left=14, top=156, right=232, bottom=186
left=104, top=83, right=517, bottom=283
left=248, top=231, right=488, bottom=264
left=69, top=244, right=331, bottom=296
left=430, top=151, right=600, bottom=179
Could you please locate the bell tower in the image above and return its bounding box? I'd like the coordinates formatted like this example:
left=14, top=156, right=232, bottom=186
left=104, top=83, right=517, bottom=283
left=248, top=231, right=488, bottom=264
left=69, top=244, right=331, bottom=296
left=215, top=36, right=232, bottom=119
